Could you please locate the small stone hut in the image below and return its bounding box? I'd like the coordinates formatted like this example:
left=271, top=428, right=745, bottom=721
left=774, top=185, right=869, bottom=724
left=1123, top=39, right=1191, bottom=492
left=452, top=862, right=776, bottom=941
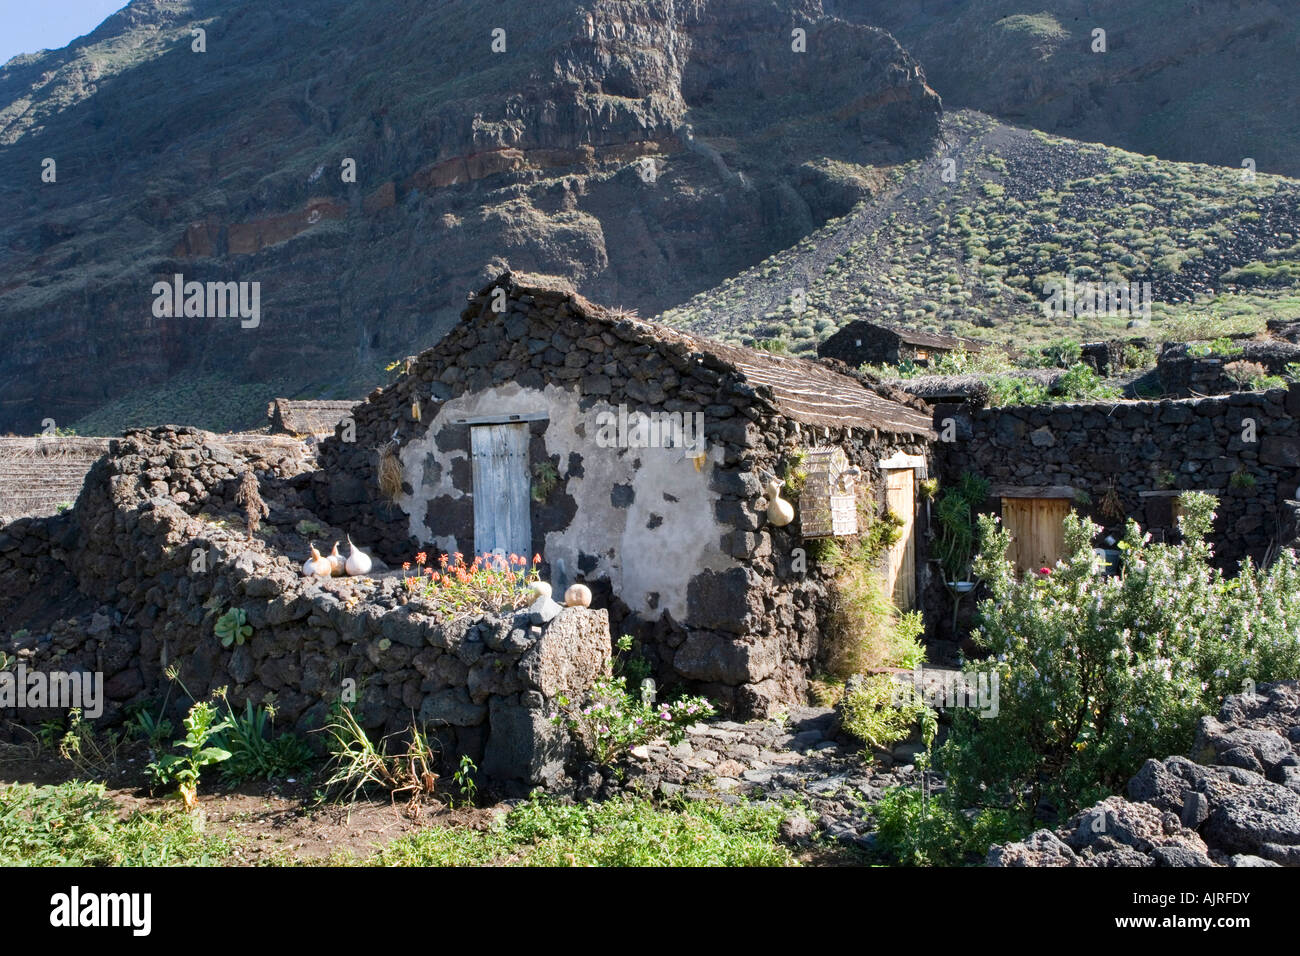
left=313, top=273, right=936, bottom=715
left=818, top=319, right=988, bottom=369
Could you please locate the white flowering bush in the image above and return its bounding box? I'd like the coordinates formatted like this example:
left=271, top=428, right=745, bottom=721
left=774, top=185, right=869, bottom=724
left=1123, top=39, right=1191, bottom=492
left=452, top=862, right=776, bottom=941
left=943, top=492, right=1300, bottom=818
left=551, top=677, right=715, bottom=767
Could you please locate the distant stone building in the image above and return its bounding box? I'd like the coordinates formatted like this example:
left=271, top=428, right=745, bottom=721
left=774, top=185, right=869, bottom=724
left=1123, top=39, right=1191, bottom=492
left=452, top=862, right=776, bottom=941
left=267, top=399, right=358, bottom=438
left=818, top=320, right=988, bottom=369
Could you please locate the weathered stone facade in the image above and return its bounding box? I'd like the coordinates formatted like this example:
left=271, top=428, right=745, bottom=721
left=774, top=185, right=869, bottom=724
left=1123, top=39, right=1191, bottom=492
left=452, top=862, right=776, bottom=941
left=310, top=273, right=936, bottom=716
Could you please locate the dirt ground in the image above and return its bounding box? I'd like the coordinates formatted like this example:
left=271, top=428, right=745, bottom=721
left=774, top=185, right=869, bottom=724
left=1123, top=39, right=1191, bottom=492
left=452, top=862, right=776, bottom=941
left=0, top=739, right=501, bottom=864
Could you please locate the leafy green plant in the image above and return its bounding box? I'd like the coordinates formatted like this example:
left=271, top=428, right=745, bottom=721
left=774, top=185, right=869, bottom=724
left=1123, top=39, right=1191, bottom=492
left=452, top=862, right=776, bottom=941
left=128, top=709, right=174, bottom=752
left=374, top=794, right=797, bottom=867
left=0, top=781, right=232, bottom=866
left=870, top=787, right=1023, bottom=867
left=212, top=695, right=314, bottom=784
left=56, top=709, right=127, bottom=779
left=781, top=450, right=809, bottom=500
left=215, top=607, right=252, bottom=648
left=450, top=755, right=479, bottom=808
left=551, top=677, right=714, bottom=766
left=943, top=494, right=1300, bottom=820
left=840, top=674, right=922, bottom=751
left=934, top=471, right=990, bottom=583
left=1055, top=363, right=1121, bottom=401
left=145, top=701, right=233, bottom=808
left=1228, top=468, right=1257, bottom=490
left=612, top=633, right=653, bottom=694
left=530, top=460, right=560, bottom=502
left=818, top=513, right=922, bottom=681
left=986, top=375, right=1050, bottom=407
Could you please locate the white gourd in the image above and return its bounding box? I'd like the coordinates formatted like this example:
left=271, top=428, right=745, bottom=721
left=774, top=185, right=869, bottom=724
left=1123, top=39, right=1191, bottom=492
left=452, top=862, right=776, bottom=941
left=564, top=583, right=592, bottom=608
left=345, top=536, right=372, bottom=576
left=303, top=544, right=331, bottom=577
left=766, top=479, right=794, bottom=527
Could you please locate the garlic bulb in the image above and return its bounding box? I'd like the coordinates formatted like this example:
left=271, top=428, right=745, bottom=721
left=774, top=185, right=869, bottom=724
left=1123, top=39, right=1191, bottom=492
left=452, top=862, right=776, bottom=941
left=327, top=542, right=346, bottom=577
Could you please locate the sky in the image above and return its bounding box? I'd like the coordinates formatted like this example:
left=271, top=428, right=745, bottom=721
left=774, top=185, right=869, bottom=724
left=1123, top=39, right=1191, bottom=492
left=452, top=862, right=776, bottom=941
left=0, top=0, right=129, bottom=66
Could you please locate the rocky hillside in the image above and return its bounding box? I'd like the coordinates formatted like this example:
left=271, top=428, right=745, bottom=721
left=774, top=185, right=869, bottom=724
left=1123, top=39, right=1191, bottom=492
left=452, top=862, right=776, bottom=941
left=659, top=111, right=1300, bottom=356
left=830, top=0, right=1300, bottom=178
left=0, top=0, right=939, bottom=435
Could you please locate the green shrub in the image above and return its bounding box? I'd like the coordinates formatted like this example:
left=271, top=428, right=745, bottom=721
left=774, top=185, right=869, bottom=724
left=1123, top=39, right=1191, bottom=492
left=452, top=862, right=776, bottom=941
left=943, top=493, right=1300, bottom=819
left=840, top=671, right=922, bottom=750
left=871, top=787, right=1025, bottom=867
left=551, top=677, right=714, bottom=766
left=212, top=697, right=315, bottom=784
left=819, top=515, right=924, bottom=680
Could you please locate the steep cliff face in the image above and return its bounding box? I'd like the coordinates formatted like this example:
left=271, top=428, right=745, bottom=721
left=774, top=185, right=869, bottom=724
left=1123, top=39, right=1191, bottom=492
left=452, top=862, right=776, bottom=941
left=0, top=0, right=940, bottom=434
left=829, top=0, right=1300, bottom=177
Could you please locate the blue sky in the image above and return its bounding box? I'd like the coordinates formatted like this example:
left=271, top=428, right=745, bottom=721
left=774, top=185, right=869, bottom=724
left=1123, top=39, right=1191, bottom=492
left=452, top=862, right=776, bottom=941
left=0, top=0, right=129, bottom=66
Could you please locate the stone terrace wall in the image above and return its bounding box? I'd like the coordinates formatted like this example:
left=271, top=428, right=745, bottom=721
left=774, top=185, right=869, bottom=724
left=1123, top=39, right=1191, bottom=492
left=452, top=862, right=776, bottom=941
left=1, top=427, right=611, bottom=790
left=936, top=387, right=1300, bottom=568
left=308, top=274, right=933, bottom=716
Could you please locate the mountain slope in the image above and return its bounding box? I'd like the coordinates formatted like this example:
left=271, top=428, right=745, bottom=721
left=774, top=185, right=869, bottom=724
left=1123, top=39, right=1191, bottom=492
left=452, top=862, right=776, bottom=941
left=658, top=111, right=1300, bottom=355
left=828, top=0, right=1300, bottom=177
left=0, top=0, right=940, bottom=434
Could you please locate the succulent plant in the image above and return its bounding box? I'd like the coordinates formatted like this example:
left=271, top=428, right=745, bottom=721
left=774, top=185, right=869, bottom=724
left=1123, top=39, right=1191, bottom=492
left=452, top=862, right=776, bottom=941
left=216, top=607, right=253, bottom=648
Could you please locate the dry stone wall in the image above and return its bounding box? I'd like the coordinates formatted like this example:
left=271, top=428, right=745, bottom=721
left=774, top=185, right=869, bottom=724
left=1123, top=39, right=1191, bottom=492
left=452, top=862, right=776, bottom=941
left=936, top=387, right=1300, bottom=569
left=1, top=427, right=611, bottom=790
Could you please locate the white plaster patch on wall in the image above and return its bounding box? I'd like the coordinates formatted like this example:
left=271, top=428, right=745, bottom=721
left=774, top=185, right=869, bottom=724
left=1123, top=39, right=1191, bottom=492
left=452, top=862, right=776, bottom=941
left=393, top=382, right=735, bottom=623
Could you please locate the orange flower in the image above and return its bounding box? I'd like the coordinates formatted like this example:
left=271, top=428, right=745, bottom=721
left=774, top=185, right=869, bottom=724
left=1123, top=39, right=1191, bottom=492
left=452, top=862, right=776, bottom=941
left=402, top=562, right=411, bottom=571
left=425, top=567, right=435, bottom=577
left=533, top=553, right=541, bottom=564
left=431, top=571, right=440, bottom=581
left=415, top=551, right=427, bottom=566
left=439, top=553, right=448, bottom=567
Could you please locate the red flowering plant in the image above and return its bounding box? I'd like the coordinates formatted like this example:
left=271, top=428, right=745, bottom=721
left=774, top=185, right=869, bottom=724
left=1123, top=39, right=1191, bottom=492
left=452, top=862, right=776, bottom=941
left=402, top=550, right=541, bottom=617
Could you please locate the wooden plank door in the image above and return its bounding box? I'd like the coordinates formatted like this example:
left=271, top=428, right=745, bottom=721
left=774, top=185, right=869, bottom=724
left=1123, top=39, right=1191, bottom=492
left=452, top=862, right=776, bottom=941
left=1002, top=497, right=1070, bottom=575
left=884, top=468, right=917, bottom=610
left=469, top=423, right=531, bottom=561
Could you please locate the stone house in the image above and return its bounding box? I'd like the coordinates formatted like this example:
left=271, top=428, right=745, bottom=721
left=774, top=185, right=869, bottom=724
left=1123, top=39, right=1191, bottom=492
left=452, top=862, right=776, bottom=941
left=818, top=319, right=988, bottom=369
left=313, top=273, right=936, bottom=715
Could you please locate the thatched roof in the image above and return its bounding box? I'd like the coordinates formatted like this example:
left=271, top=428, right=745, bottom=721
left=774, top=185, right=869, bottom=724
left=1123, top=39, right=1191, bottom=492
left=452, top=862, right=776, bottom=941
left=268, top=399, right=358, bottom=437
left=0, top=437, right=110, bottom=522
left=482, top=274, right=935, bottom=437
left=889, top=369, right=1063, bottom=405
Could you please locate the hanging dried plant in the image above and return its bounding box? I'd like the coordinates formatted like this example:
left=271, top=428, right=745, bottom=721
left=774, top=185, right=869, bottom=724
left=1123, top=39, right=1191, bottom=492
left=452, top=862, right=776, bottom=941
left=377, top=441, right=404, bottom=503
left=235, top=468, right=269, bottom=537
left=1099, top=481, right=1125, bottom=520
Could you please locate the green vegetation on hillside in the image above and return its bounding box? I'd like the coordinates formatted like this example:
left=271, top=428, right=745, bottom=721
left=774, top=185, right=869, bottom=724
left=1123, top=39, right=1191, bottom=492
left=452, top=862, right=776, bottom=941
left=660, top=112, right=1300, bottom=357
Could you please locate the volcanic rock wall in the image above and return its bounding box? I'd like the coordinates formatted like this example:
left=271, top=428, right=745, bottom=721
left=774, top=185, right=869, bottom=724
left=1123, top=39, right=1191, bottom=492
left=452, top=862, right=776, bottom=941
left=0, top=427, right=611, bottom=790
left=936, top=387, right=1300, bottom=569
left=989, top=680, right=1300, bottom=867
